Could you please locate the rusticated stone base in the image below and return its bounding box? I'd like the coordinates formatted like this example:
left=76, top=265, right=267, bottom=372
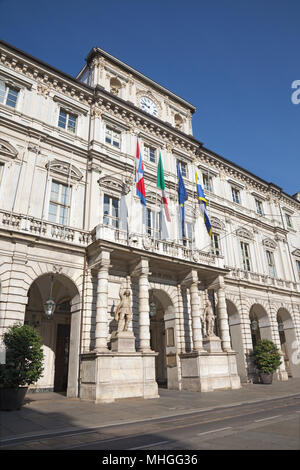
left=79, top=351, right=159, bottom=403
left=180, top=350, right=241, bottom=392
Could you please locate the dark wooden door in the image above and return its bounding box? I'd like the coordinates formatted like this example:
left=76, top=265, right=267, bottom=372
left=54, top=324, right=70, bottom=393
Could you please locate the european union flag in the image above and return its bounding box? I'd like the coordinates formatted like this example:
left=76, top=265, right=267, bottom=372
left=195, top=170, right=212, bottom=236
left=177, top=162, right=188, bottom=238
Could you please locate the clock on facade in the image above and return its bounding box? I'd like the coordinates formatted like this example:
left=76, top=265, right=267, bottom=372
left=140, top=96, right=158, bottom=117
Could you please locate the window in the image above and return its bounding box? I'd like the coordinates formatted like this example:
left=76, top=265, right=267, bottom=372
left=240, top=241, right=251, bottom=271
left=285, top=213, right=293, bottom=229
left=255, top=198, right=264, bottom=216
left=144, top=145, right=156, bottom=163
left=231, top=187, right=241, bottom=204
left=183, top=221, right=193, bottom=247
left=146, top=208, right=160, bottom=238
left=48, top=181, right=70, bottom=225
left=0, top=82, right=19, bottom=108
left=177, top=160, right=187, bottom=178
left=103, top=194, right=119, bottom=228
left=211, top=233, right=221, bottom=255
left=105, top=127, right=120, bottom=148
left=266, top=250, right=276, bottom=277
left=296, top=260, right=300, bottom=281
left=58, top=109, right=77, bottom=133
left=203, top=173, right=213, bottom=193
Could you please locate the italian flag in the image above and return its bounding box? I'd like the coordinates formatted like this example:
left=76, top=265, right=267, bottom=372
left=157, top=151, right=171, bottom=222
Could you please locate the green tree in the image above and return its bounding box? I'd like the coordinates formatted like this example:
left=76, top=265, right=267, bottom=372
left=0, top=324, right=44, bottom=389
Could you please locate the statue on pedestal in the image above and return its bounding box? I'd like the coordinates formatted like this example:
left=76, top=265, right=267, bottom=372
left=115, top=276, right=132, bottom=333
left=204, top=302, right=216, bottom=338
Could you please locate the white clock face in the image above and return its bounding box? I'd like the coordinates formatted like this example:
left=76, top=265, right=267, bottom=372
left=140, top=96, right=158, bottom=117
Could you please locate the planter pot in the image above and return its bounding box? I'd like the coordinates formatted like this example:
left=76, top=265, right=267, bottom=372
left=259, top=372, right=273, bottom=384
left=0, top=387, right=28, bottom=411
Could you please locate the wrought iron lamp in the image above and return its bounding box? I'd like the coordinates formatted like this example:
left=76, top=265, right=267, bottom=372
left=43, top=275, right=56, bottom=319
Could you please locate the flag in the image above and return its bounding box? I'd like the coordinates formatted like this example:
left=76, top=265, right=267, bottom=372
left=195, top=169, right=212, bottom=236
left=177, top=162, right=188, bottom=238
left=157, top=151, right=171, bottom=222
left=135, top=138, right=146, bottom=205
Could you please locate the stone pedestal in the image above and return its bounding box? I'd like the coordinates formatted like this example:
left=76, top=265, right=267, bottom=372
left=111, top=331, right=136, bottom=353
left=79, top=351, right=159, bottom=403
left=180, top=350, right=241, bottom=392
left=203, top=336, right=222, bottom=353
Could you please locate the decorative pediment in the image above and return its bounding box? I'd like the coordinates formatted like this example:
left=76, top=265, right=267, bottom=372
left=292, top=249, right=300, bottom=258
left=210, top=217, right=225, bottom=231
left=262, top=238, right=277, bottom=250
left=236, top=227, right=253, bottom=240
left=98, top=175, right=124, bottom=193
left=0, top=139, right=18, bottom=160
left=46, top=159, right=83, bottom=181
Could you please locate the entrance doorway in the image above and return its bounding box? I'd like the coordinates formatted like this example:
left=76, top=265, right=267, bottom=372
left=54, top=324, right=71, bottom=392
left=24, top=273, right=80, bottom=395
left=150, top=307, right=167, bottom=387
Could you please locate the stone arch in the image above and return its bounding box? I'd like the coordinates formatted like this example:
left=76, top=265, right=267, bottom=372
left=24, top=270, right=81, bottom=397
left=148, top=282, right=179, bottom=389
left=249, top=303, right=272, bottom=344
left=277, top=307, right=300, bottom=378
left=226, top=299, right=247, bottom=382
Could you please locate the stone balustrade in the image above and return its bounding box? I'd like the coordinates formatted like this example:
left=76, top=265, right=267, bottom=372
left=228, top=267, right=299, bottom=292
left=0, top=210, right=92, bottom=246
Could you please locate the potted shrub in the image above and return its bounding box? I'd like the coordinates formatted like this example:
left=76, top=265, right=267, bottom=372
left=0, top=324, right=44, bottom=410
left=253, top=339, right=282, bottom=384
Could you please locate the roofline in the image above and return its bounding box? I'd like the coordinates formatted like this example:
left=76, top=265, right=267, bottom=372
left=200, top=145, right=299, bottom=204
left=0, top=40, right=297, bottom=203
left=84, top=47, right=196, bottom=114
left=0, top=39, right=93, bottom=93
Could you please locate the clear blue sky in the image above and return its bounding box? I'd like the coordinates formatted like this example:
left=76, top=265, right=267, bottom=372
left=1, top=0, right=299, bottom=196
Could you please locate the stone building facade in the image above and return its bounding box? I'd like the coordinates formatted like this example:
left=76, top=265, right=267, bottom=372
left=0, top=40, right=299, bottom=402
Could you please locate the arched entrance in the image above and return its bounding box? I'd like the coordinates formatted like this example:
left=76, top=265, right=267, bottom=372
left=149, top=288, right=178, bottom=389
left=24, top=273, right=81, bottom=396
left=249, top=304, right=272, bottom=347
left=226, top=300, right=247, bottom=382
left=277, top=308, right=299, bottom=378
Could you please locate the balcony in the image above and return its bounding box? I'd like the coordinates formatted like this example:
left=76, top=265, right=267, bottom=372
left=94, top=223, right=224, bottom=268
left=0, top=210, right=92, bottom=246
left=227, top=267, right=300, bottom=292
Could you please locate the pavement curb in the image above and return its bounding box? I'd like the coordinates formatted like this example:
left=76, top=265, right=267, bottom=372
left=1, top=390, right=300, bottom=446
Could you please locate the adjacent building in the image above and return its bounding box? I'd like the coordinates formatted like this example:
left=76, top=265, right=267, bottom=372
left=0, top=40, right=299, bottom=401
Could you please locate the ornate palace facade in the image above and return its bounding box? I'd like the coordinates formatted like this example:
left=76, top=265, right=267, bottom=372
left=0, top=40, right=299, bottom=401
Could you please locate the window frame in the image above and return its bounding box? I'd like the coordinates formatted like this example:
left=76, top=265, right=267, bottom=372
left=255, top=198, right=264, bottom=216
left=105, top=125, right=121, bottom=149
left=144, top=144, right=157, bottom=164
left=182, top=220, right=193, bottom=247
left=296, top=260, right=300, bottom=281
left=177, top=159, right=188, bottom=179
left=57, top=108, right=78, bottom=134
left=202, top=173, right=213, bottom=193
left=48, top=180, right=71, bottom=226
left=266, top=249, right=276, bottom=277
left=103, top=193, right=120, bottom=228
left=211, top=232, right=221, bottom=256
left=285, top=213, right=293, bottom=229
left=231, top=186, right=241, bottom=205
left=146, top=207, right=160, bottom=239
left=240, top=241, right=251, bottom=271
left=0, top=81, right=19, bottom=109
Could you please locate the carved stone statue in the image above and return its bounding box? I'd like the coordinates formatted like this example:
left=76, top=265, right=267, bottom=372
left=115, top=276, right=132, bottom=333
left=204, top=302, right=216, bottom=338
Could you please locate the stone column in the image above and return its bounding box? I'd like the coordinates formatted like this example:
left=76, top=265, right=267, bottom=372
left=182, top=270, right=204, bottom=352
left=216, top=276, right=232, bottom=352
left=95, top=250, right=111, bottom=352
left=137, top=258, right=151, bottom=352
